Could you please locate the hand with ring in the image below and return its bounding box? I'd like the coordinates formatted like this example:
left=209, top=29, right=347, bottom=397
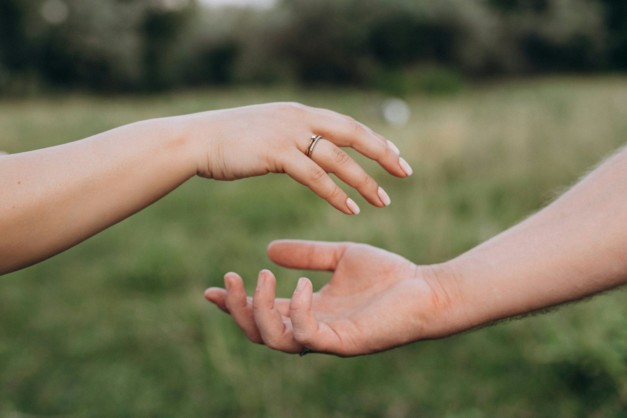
left=0, top=102, right=410, bottom=274
left=181, top=102, right=413, bottom=214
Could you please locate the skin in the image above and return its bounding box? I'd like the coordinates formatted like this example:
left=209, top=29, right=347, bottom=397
left=205, top=146, right=627, bottom=357
left=0, top=102, right=412, bottom=275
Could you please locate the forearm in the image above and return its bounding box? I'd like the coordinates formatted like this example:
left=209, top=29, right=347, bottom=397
left=0, top=117, right=196, bottom=274
left=435, top=147, right=627, bottom=335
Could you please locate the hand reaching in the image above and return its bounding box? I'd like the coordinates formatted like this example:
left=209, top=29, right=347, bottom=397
left=204, top=240, right=450, bottom=357
left=0, top=102, right=411, bottom=274
left=183, top=103, right=413, bottom=214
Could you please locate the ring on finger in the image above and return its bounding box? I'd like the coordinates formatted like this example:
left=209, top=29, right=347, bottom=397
left=299, top=346, right=314, bottom=357
left=306, top=135, right=323, bottom=158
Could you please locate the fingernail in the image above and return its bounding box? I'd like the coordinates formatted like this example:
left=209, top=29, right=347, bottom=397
left=346, top=198, right=361, bottom=215
left=256, top=271, right=266, bottom=290
left=377, top=187, right=391, bottom=206
left=387, top=139, right=400, bottom=155
left=399, top=157, right=413, bottom=176
left=224, top=275, right=231, bottom=290
left=296, top=277, right=308, bottom=293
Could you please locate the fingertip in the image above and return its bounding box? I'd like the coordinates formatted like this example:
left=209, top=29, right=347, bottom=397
left=267, top=241, right=278, bottom=255
left=292, top=277, right=313, bottom=308
left=399, top=157, right=413, bottom=177
left=346, top=198, right=361, bottom=215
left=387, top=139, right=401, bottom=156
left=377, top=187, right=391, bottom=207
left=260, top=268, right=275, bottom=278
left=204, top=287, right=229, bottom=312
left=296, top=277, right=312, bottom=293
left=204, top=287, right=218, bottom=300
left=224, top=271, right=242, bottom=289
left=257, top=269, right=275, bottom=288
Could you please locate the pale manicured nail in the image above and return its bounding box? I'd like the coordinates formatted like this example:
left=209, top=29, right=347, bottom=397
left=399, top=157, right=413, bottom=176
left=377, top=187, right=391, bottom=206
left=387, top=140, right=400, bottom=155
left=346, top=198, right=361, bottom=215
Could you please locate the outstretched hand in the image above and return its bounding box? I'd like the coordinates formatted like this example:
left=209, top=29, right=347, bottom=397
left=184, top=103, right=413, bottom=215
left=204, top=240, right=450, bottom=356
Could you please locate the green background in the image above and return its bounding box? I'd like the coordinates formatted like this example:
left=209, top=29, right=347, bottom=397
left=1, top=77, right=626, bottom=417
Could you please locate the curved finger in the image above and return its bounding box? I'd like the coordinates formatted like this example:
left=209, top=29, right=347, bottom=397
left=267, top=240, right=348, bottom=271
left=224, top=272, right=263, bottom=343
left=289, top=278, right=319, bottom=344
left=252, top=270, right=301, bottom=352
left=290, top=278, right=341, bottom=354
left=309, top=108, right=412, bottom=178
left=311, top=139, right=391, bottom=207
left=282, top=151, right=359, bottom=215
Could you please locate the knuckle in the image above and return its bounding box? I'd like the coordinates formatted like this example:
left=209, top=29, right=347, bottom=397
left=328, top=185, right=344, bottom=201
left=252, top=303, right=264, bottom=314
left=341, top=114, right=357, bottom=125
left=308, top=165, right=327, bottom=183
left=279, top=101, right=307, bottom=115
left=293, top=330, right=312, bottom=346
left=262, top=335, right=282, bottom=350
left=289, top=302, right=304, bottom=317
left=356, top=172, right=376, bottom=191
left=346, top=119, right=366, bottom=139
left=332, top=146, right=351, bottom=165
left=224, top=296, right=236, bottom=312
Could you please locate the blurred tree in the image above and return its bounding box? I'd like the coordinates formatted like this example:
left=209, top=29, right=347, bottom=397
left=0, top=0, right=30, bottom=72
left=0, top=0, right=624, bottom=94
left=275, top=0, right=375, bottom=84
left=601, top=0, right=627, bottom=69
left=0, top=0, right=40, bottom=92
left=141, top=2, right=194, bottom=90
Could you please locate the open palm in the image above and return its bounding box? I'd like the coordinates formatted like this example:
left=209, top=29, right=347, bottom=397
left=205, top=240, right=444, bottom=356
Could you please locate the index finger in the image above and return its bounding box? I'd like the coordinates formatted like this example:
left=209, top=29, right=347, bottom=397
left=308, top=107, right=412, bottom=178
left=267, top=240, right=348, bottom=271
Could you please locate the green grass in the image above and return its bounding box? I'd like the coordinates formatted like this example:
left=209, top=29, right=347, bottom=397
left=1, top=77, right=626, bottom=417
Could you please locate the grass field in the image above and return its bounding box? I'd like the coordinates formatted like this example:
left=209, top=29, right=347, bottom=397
left=1, top=77, right=626, bottom=417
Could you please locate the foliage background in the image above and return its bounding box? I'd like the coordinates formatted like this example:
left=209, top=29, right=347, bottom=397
left=1, top=0, right=627, bottom=94
left=1, top=79, right=626, bottom=417
left=0, top=0, right=626, bottom=417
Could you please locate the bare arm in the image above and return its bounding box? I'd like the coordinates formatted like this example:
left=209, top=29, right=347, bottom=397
left=0, top=103, right=409, bottom=275
left=206, top=146, right=627, bottom=356
left=439, top=146, right=627, bottom=336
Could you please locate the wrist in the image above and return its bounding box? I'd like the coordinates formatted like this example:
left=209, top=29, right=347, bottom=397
left=417, top=260, right=478, bottom=339
left=151, top=115, right=204, bottom=179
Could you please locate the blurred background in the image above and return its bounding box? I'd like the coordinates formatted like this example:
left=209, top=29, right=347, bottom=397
left=0, top=0, right=626, bottom=417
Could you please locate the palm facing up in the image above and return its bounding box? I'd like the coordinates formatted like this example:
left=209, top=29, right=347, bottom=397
left=204, top=240, right=445, bottom=356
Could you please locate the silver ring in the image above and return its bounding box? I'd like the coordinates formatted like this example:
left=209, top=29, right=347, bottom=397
left=299, top=346, right=313, bottom=357
left=306, top=135, right=322, bottom=158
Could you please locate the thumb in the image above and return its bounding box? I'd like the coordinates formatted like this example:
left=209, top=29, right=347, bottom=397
left=267, top=240, right=347, bottom=271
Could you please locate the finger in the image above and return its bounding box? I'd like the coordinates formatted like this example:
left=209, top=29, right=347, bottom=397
left=267, top=240, right=348, bottom=271
left=252, top=270, right=301, bottom=352
left=290, top=278, right=319, bottom=345
left=309, top=108, right=412, bottom=178
left=204, top=287, right=229, bottom=313
left=281, top=151, right=359, bottom=215
left=224, top=272, right=263, bottom=343
left=209, top=280, right=291, bottom=316
left=290, top=278, right=341, bottom=353
left=311, top=139, right=391, bottom=207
